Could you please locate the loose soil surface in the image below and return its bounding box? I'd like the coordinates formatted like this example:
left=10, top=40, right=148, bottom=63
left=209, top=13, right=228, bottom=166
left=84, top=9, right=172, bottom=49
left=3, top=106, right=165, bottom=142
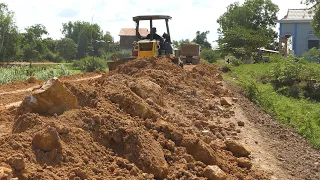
left=0, top=57, right=319, bottom=180
left=0, top=72, right=102, bottom=107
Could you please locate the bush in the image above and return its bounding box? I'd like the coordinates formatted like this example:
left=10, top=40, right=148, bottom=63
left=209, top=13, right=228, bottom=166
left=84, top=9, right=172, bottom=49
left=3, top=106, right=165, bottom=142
left=42, top=51, right=63, bottom=63
left=200, top=48, right=221, bottom=63
left=72, top=57, right=107, bottom=72
left=302, top=47, right=320, bottom=62
left=269, top=59, right=320, bottom=101
left=269, top=54, right=284, bottom=63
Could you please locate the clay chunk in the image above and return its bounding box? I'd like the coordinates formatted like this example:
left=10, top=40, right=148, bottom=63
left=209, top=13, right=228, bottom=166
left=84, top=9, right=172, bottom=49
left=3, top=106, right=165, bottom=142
left=17, top=78, right=79, bottom=116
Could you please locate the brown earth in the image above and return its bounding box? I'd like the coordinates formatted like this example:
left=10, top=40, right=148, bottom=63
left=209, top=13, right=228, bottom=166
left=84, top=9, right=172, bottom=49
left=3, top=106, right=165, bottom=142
left=0, top=72, right=102, bottom=107
left=0, top=57, right=319, bottom=180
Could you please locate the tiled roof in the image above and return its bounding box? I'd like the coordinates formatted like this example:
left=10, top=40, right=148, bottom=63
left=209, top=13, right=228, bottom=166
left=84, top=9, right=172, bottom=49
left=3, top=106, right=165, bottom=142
left=119, top=28, right=149, bottom=36
left=281, top=8, right=314, bottom=21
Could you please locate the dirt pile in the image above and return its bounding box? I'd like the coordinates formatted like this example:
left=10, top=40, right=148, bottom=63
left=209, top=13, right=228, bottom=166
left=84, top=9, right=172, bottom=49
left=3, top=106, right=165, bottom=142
left=0, top=57, right=270, bottom=179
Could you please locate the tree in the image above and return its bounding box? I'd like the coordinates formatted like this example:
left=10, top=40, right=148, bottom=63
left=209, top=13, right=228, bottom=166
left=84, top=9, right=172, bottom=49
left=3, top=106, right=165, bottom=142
left=217, top=0, right=279, bottom=59
left=42, top=38, right=58, bottom=53
left=172, top=39, right=190, bottom=49
left=0, top=3, right=20, bottom=61
left=61, top=21, right=106, bottom=59
left=56, top=38, right=77, bottom=61
left=21, top=24, right=49, bottom=62
left=193, top=31, right=212, bottom=49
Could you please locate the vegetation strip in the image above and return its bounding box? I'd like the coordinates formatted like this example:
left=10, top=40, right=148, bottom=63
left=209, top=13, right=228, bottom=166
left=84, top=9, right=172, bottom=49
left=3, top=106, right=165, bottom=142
left=219, top=56, right=320, bottom=149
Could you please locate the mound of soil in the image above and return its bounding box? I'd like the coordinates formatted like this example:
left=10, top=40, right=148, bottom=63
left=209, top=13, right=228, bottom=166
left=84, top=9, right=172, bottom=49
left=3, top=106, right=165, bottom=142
left=0, top=57, right=270, bottom=179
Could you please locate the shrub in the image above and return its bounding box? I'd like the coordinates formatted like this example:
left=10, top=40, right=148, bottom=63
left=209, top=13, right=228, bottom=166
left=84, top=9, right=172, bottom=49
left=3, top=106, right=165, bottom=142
left=42, top=51, right=63, bottom=63
left=269, top=59, right=320, bottom=101
left=73, top=56, right=107, bottom=72
left=200, top=48, right=221, bottom=63
left=302, top=47, right=320, bottom=62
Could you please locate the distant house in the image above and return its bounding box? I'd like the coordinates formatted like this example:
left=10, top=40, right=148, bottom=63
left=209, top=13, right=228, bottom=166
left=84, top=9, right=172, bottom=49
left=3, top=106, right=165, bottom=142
left=277, top=8, right=319, bottom=57
left=119, top=28, right=149, bottom=52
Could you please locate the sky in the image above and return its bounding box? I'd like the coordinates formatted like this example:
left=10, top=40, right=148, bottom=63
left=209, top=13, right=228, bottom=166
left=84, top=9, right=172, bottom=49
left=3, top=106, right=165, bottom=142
left=2, top=0, right=312, bottom=48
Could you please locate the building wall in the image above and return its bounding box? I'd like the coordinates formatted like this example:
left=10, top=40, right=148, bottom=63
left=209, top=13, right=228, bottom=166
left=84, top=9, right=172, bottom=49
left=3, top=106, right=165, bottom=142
left=119, top=36, right=136, bottom=50
left=281, top=22, right=320, bottom=57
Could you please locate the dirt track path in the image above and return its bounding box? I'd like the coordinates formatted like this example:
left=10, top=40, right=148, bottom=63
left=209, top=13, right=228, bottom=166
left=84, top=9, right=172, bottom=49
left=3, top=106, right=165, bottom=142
left=184, top=65, right=319, bottom=179
left=224, top=80, right=320, bottom=180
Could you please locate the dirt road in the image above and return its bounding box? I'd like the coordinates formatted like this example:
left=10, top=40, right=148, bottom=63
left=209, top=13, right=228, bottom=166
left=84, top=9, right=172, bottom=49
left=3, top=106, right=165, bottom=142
left=0, top=58, right=319, bottom=179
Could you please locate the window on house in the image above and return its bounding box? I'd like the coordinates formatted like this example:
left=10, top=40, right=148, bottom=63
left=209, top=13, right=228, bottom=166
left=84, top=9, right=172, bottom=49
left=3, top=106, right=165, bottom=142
left=308, top=40, right=319, bottom=49
left=309, top=30, right=314, bottom=35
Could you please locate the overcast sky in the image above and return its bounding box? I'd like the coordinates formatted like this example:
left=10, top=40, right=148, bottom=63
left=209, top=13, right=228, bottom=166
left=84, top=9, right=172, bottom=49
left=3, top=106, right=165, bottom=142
left=2, top=0, right=311, bottom=47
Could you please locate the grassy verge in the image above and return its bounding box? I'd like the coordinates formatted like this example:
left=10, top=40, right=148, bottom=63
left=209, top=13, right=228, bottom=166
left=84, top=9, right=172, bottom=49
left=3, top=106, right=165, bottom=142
left=220, top=62, right=320, bottom=149
left=0, top=64, right=80, bottom=84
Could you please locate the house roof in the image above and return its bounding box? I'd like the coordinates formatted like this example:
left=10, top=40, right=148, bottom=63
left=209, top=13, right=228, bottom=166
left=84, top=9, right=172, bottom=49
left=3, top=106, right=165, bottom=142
left=278, top=8, right=314, bottom=23
left=119, top=28, right=149, bottom=36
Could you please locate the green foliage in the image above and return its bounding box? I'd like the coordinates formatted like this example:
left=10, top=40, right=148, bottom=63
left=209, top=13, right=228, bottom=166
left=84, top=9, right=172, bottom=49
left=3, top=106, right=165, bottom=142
left=217, top=0, right=279, bottom=58
left=0, top=64, right=76, bottom=84
left=269, top=58, right=320, bottom=101
left=231, top=57, right=243, bottom=66
left=224, top=62, right=320, bottom=148
left=0, top=3, right=120, bottom=63
left=302, top=47, right=320, bottom=62
left=172, top=39, right=190, bottom=49
left=200, top=49, right=220, bottom=63
left=0, top=3, right=20, bottom=61
left=193, top=31, right=212, bottom=49
left=56, top=38, right=77, bottom=61
left=72, top=57, right=107, bottom=72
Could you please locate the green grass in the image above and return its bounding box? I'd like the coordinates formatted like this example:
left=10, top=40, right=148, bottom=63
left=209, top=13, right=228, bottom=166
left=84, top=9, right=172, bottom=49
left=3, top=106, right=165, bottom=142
left=220, top=62, right=320, bottom=149
left=0, top=64, right=80, bottom=84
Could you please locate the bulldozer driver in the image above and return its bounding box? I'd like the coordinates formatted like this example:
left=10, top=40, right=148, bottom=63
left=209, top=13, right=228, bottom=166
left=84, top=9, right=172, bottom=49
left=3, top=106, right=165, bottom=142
left=145, top=27, right=162, bottom=41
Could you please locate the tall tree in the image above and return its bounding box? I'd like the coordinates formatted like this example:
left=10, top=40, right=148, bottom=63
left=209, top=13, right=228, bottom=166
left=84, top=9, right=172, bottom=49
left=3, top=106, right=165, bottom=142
left=61, top=21, right=105, bottom=59
left=217, top=0, right=279, bottom=58
left=193, top=31, right=212, bottom=49
left=21, top=24, right=48, bottom=62
left=42, top=37, right=58, bottom=53
left=56, top=38, right=77, bottom=61
left=0, top=3, right=20, bottom=61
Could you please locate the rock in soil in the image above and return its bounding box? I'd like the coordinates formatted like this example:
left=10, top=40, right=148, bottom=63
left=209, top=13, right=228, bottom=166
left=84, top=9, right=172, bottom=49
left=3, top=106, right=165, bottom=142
left=203, top=165, right=227, bottom=180
left=220, top=97, right=232, bottom=106
left=237, top=121, right=245, bottom=127
left=17, top=78, right=79, bottom=116
left=0, top=167, right=13, bottom=180
left=225, top=140, right=251, bottom=157
left=237, top=157, right=253, bottom=169
left=9, top=154, right=25, bottom=171
left=32, top=126, right=62, bottom=152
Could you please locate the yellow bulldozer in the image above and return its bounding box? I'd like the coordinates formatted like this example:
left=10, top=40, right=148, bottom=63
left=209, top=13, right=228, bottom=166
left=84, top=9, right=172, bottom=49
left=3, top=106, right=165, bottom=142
left=107, top=15, right=184, bottom=70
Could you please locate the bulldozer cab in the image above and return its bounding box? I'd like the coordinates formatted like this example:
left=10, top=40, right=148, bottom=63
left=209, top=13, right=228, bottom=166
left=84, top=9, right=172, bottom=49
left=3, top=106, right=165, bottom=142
left=133, top=15, right=172, bottom=43
left=132, top=15, right=173, bottom=57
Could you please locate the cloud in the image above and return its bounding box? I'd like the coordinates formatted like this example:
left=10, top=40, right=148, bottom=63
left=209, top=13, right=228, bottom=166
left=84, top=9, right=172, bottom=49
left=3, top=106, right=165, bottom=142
left=1, top=0, right=312, bottom=46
